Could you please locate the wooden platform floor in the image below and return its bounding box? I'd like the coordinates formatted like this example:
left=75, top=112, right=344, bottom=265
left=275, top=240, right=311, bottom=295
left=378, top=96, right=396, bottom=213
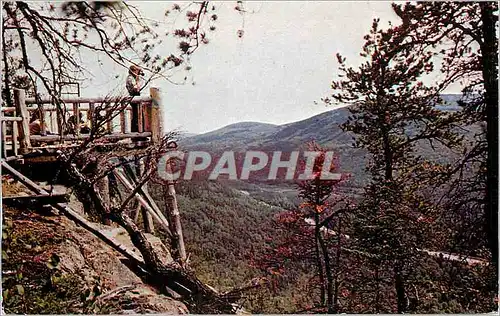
left=3, top=137, right=152, bottom=164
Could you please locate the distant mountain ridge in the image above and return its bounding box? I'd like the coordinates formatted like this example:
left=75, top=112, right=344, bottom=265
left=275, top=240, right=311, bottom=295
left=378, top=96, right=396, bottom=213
left=182, top=94, right=464, bottom=148
left=181, top=106, right=352, bottom=150
left=188, top=121, right=280, bottom=148
left=179, top=94, right=470, bottom=185
left=180, top=106, right=363, bottom=183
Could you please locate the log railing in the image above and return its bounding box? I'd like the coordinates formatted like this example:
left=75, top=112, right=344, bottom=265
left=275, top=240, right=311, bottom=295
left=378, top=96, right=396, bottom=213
left=0, top=116, right=23, bottom=159
left=0, top=88, right=163, bottom=158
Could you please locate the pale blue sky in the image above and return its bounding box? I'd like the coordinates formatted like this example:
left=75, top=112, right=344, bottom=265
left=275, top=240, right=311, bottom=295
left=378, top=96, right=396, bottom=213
left=79, top=1, right=457, bottom=134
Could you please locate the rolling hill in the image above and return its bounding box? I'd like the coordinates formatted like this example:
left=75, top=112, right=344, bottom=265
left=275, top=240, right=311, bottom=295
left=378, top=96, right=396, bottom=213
left=179, top=94, right=473, bottom=186
left=179, top=106, right=367, bottom=184
left=180, top=107, right=352, bottom=151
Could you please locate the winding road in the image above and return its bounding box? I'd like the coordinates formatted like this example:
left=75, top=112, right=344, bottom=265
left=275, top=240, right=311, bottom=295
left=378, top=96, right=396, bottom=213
left=303, top=217, right=487, bottom=266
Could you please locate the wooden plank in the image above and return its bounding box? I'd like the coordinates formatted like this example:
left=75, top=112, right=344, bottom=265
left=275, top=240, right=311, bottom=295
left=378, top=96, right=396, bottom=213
left=2, top=193, right=69, bottom=207
left=23, top=155, right=59, bottom=163
left=24, top=95, right=152, bottom=105
left=136, top=159, right=153, bottom=234
left=49, top=110, right=54, bottom=133
left=40, top=107, right=46, bottom=135
left=1, top=121, right=7, bottom=158
left=2, top=106, right=130, bottom=113
left=143, top=101, right=152, bottom=132
left=0, top=116, right=23, bottom=122
left=13, top=89, right=31, bottom=153
left=88, top=102, right=94, bottom=130
left=131, top=196, right=141, bottom=223
left=137, top=102, right=144, bottom=133
left=122, top=158, right=141, bottom=223
left=26, top=141, right=150, bottom=155
left=12, top=121, right=18, bottom=156
left=121, top=159, right=165, bottom=217
left=114, top=168, right=172, bottom=236
left=122, top=161, right=168, bottom=232
left=127, top=108, right=133, bottom=133
left=120, top=110, right=126, bottom=133
left=4, top=155, right=23, bottom=162
left=106, top=106, right=113, bottom=133
left=30, top=132, right=151, bottom=142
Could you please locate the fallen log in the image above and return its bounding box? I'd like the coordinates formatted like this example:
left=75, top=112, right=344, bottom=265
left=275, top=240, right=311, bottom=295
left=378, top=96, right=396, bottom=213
left=2, top=194, right=69, bottom=210
left=113, top=168, right=172, bottom=236
left=121, top=158, right=186, bottom=264
left=121, top=158, right=164, bottom=216
left=2, top=193, right=69, bottom=207
left=55, top=154, right=242, bottom=313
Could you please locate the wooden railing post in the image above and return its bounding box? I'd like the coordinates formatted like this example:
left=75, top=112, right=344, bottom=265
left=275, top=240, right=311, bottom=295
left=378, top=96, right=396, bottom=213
left=40, top=107, right=46, bottom=135
left=55, top=102, right=64, bottom=139
left=88, top=102, right=94, bottom=130
left=106, top=105, right=113, bottom=133
left=49, top=110, right=54, bottom=133
left=72, top=102, right=80, bottom=137
left=12, top=121, right=18, bottom=156
left=1, top=121, right=7, bottom=158
left=137, top=102, right=144, bottom=133
left=13, top=89, right=31, bottom=153
left=149, top=87, right=163, bottom=143
left=120, top=108, right=126, bottom=134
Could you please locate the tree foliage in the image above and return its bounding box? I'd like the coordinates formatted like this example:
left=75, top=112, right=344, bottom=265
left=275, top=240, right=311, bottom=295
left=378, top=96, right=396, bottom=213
left=390, top=1, right=498, bottom=279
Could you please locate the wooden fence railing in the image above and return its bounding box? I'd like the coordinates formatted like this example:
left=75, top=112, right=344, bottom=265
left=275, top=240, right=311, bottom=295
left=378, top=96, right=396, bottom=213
left=1, top=87, right=163, bottom=159
left=0, top=116, right=22, bottom=159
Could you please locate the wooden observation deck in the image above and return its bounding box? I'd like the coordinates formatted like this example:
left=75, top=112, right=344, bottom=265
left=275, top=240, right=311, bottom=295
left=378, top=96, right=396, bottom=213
left=1, top=86, right=188, bottom=266
left=1, top=87, right=164, bottom=162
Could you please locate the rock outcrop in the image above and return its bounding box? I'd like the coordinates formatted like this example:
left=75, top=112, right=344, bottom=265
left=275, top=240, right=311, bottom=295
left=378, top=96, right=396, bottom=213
left=2, top=178, right=188, bottom=314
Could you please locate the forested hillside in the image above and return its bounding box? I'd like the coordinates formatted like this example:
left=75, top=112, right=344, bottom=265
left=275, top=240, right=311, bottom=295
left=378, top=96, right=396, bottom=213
left=151, top=93, right=492, bottom=312
left=149, top=180, right=310, bottom=312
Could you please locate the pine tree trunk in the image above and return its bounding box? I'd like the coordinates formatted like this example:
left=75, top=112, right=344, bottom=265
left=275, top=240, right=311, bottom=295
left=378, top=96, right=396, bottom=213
left=394, top=261, right=407, bottom=313
left=480, top=1, right=499, bottom=274
left=332, top=217, right=343, bottom=313
left=317, top=224, right=334, bottom=313
left=314, top=213, right=327, bottom=307
left=375, top=263, right=381, bottom=313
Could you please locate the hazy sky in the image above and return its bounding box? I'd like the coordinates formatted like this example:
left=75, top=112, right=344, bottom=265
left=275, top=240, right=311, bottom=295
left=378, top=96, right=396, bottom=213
left=79, top=2, right=420, bottom=134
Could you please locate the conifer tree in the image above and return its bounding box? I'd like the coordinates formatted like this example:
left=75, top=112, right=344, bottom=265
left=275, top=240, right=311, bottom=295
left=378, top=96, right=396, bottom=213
left=327, top=19, right=464, bottom=313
